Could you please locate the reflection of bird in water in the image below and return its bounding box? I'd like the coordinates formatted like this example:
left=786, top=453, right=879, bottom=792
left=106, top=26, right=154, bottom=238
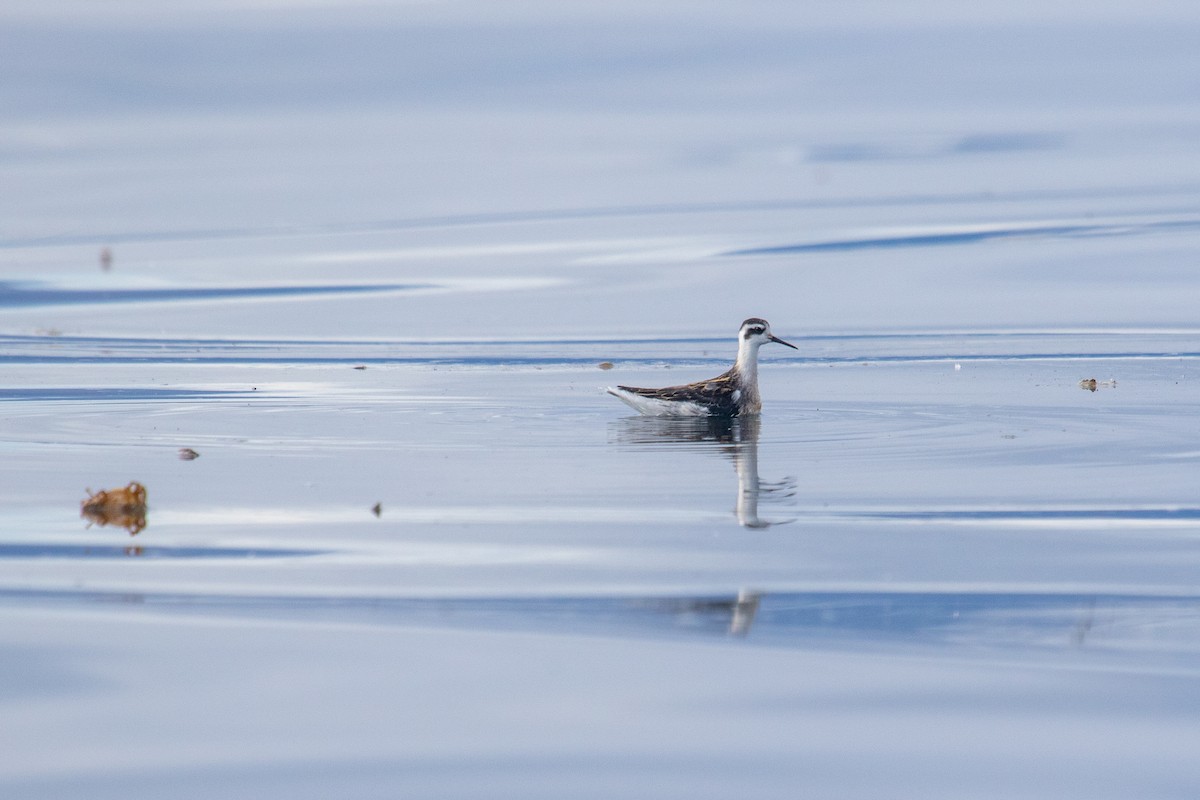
left=729, top=589, right=762, bottom=636
left=613, top=415, right=795, bottom=528
left=646, top=588, right=763, bottom=637
left=724, top=416, right=796, bottom=528
left=607, top=318, right=797, bottom=416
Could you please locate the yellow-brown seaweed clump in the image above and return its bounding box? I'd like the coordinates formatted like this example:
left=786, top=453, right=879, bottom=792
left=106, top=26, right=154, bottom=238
left=81, top=482, right=148, bottom=536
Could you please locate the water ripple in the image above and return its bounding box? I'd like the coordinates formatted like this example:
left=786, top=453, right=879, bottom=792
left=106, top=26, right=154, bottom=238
left=0, top=543, right=321, bottom=559
left=841, top=507, right=1200, bottom=526
left=2, top=330, right=1197, bottom=367
left=0, top=586, right=1196, bottom=659
left=726, top=217, right=1200, bottom=257
left=0, top=280, right=431, bottom=309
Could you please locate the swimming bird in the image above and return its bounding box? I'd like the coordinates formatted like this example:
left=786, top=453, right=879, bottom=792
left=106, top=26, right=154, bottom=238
left=606, top=318, right=797, bottom=417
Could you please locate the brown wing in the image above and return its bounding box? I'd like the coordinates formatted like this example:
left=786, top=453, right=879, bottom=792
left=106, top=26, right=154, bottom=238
left=617, top=369, right=741, bottom=415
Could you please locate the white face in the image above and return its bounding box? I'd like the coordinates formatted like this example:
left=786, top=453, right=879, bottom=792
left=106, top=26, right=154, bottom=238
left=740, top=319, right=797, bottom=350
left=740, top=320, right=771, bottom=345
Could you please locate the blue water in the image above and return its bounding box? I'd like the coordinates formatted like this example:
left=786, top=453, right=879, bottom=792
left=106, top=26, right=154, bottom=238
left=3, top=3, right=1200, bottom=798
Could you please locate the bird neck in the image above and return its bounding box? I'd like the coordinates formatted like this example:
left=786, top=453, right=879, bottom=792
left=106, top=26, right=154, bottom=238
left=734, top=340, right=761, bottom=385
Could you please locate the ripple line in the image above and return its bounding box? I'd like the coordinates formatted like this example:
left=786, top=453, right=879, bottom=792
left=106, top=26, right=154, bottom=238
left=726, top=218, right=1200, bottom=257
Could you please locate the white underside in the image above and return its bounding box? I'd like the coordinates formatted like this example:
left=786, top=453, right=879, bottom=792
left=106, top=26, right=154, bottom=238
left=606, top=387, right=711, bottom=417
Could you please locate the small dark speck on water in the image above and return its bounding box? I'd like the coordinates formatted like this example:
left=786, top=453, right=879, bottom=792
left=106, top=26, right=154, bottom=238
left=598, top=362, right=614, bottom=370
left=353, top=365, right=367, bottom=370
left=371, top=502, right=382, bottom=517
left=178, top=448, right=200, bottom=460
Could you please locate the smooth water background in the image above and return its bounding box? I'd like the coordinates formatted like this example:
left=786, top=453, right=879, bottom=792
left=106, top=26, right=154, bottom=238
left=3, top=2, right=1200, bottom=797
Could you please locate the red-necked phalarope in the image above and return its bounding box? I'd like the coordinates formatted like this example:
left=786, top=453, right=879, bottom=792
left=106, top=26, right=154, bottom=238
left=606, top=318, right=797, bottom=417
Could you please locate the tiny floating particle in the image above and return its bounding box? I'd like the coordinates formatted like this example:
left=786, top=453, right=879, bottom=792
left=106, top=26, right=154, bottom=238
left=371, top=502, right=382, bottom=517
left=81, top=482, right=148, bottom=536
left=598, top=362, right=614, bottom=370
left=353, top=365, right=367, bottom=370
left=99, top=246, right=113, bottom=271
left=178, top=447, right=200, bottom=460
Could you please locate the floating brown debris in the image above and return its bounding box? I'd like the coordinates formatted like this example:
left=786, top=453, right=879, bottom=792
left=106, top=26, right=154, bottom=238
left=81, top=482, right=148, bottom=536
left=598, top=361, right=614, bottom=370
left=371, top=502, right=382, bottom=517
left=178, top=447, right=200, bottom=460
left=99, top=246, right=113, bottom=271
left=1079, top=378, right=1117, bottom=392
left=353, top=365, right=367, bottom=370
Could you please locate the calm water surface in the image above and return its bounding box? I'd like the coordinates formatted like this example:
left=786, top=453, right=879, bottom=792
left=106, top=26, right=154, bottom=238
left=3, top=2, right=1200, bottom=798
